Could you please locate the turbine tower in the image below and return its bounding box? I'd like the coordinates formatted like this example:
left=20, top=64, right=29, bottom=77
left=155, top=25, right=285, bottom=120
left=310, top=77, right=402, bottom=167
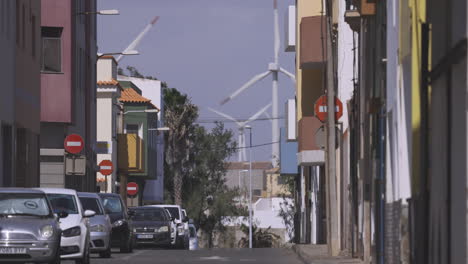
left=208, top=104, right=272, bottom=162
left=219, top=0, right=295, bottom=167
left=116, top=16, right=160, bottom=62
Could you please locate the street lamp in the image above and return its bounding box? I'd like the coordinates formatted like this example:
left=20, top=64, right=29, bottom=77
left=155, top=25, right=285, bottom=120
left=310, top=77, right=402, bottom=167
left=78, top=9, right=120, bottom=15
left=97, top=50, right=139, bottom=59
left=244, top=125, right=253, bottom=249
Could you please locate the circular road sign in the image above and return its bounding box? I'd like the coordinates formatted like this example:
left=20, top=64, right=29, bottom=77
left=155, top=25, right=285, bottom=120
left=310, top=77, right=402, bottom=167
left=127, top=182, right=138, bottom=196
left=64, top=134, right=84, bottom=154
left=99, top=160, right=114, bottom=176
left=314, top=96, right=344, bottom=123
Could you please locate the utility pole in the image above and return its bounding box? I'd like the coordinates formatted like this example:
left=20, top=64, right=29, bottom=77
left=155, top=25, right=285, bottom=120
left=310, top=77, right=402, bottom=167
left=325, top=8, right=340, bottom=256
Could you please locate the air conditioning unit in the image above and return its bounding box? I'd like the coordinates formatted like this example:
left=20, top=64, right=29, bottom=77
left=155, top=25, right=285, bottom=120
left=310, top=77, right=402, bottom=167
left=285, top=5, right=296, bottom=52
left=285, top=99, right=297, bottom=141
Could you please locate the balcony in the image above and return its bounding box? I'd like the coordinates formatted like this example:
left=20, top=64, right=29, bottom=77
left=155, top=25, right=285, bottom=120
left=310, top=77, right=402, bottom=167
left=300, top=16, right=327, bottom=69
left=297, top=116, right=325, bottom=165
left=118, top=134, right=145, bottom=173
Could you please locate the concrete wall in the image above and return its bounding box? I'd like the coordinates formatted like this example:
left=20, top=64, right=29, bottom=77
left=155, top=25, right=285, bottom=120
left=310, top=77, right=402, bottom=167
left=40, top=0, right=72, bottom=123
left=0, top=0, right=16, bottom=187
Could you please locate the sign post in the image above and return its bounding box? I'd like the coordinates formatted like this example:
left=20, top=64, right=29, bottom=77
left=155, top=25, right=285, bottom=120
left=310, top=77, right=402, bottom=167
left=127, top=182, right=138, bottom=207
left=314, top=95, right=343, bottom=123
left=64, top=134, right=84, bottom=176
left=99, top=160, right=114, bottom=193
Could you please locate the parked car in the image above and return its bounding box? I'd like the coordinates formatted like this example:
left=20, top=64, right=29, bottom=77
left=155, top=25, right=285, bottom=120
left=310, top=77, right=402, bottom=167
left=181, top=209, right=190, bottom=248
left=164, top=209, right=177, bottom=246
left=0, top=188, right=63, bottom=264
left=78, top=192, right=112, bottom=258
left=188, top=223, right=199, bottom=250
left=130, top=206, right=172, bottom=247
left=39, top=188, right=95, bottom=264
left=98, top=193, right=134, bottom=253
left=147, top=204, right=189, bottom=249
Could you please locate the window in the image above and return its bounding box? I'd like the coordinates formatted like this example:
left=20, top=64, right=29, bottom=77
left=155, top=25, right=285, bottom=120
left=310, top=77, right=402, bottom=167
left=31, top=15, right=36, bottom=57
left=41, top=27, right=62, bottom=72
left=47, top=194, right=79, bottom=214
left=125, top=124, right=139, bottom=134
left=79, top=197, right=104, bottom=215
left=22, top=4, right=25, bottom=48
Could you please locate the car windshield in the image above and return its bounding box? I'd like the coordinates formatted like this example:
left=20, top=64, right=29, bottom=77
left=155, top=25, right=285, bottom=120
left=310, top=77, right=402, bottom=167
left=0, top=193, right=52, bottom=217
left=79, top=197, right=103, bottom=215
left=164, top=207, right=180, bottom=220
left=102, top=197, right=122, bottom=213
left=189, top=226, right=196, bottom=237
left=133, top=209, right=166, bottom=221
left=47, top=194, right=79, bottom=214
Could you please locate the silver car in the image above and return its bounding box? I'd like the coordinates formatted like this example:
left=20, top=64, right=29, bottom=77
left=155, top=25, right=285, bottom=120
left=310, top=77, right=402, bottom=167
left=78, top=192, right=112, bottom=258
left=0, top=188, right=64, bottom=264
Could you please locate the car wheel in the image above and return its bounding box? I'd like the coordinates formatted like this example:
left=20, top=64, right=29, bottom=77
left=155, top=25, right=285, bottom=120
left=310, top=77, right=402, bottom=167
left=46, top=246, right=61, bottom=264
left=75, top=240, right=90, bottom=264
left=99, top=244, right=111, bottom=258
left=120, top=233, right=132, bottom=253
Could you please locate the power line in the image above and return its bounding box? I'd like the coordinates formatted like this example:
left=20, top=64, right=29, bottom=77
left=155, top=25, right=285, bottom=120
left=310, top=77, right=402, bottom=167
left=196, top=116, right=284, bottom=124
left=235, top=141, right=280, bottom=150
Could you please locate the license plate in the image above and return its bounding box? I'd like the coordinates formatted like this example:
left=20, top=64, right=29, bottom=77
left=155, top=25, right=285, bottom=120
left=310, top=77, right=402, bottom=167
left=137, top=234, right=153, bottom=239
left=0, top=247, right=26, bottom=254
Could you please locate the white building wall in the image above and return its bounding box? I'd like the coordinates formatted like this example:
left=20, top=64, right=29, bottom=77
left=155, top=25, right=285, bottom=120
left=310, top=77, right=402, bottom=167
left=386, top=0, right=411, bottom=203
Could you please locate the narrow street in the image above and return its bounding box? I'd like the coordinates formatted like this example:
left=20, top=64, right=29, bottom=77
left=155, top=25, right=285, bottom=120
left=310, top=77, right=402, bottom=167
left=62, top=248, right=304, bottom=264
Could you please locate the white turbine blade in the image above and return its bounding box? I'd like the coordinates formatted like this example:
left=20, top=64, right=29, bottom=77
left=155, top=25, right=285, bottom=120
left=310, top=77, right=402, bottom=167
left=273, top=0, right=280, bottom=64
left=207, top=107, right=242, bottom=126
left=117, top=16, right=160, bottom=62
left=280, top=67, right=296, bottom=82
left=244, top=103, right=272, bottom=125
left=219, top=71, right=271, bottom=105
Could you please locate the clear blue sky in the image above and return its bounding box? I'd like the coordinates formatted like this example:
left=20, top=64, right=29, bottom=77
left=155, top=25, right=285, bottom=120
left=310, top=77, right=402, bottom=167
left=98, top=0, right=296, bottom=162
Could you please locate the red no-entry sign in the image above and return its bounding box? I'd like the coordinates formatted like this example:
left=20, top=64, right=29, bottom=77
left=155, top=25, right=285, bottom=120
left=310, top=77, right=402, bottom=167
left=314, top=96, right=343, bottom=123
left=127, top=182, right=138, bottom=196
left=64, top=134, right=84, bottom=154
left=99, top=160, right=114, bottom=176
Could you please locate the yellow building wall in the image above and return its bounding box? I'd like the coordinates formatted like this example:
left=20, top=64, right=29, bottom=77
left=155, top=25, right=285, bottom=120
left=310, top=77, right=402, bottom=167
left=409, top=0, right=426, bottom=193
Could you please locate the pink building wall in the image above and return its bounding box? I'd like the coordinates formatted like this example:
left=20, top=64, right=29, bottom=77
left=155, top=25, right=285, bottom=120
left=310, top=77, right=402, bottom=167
left=40, top=0, right=72, bottom=123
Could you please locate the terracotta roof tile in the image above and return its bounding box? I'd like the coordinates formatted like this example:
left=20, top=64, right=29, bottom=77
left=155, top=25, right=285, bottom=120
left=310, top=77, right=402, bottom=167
left=97, top=79, right=119, bottom=86
left=119, top=88, right=160, bottom=111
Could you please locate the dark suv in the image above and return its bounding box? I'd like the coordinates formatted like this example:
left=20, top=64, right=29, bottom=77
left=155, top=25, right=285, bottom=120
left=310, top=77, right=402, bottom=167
left=98, top=193, right=134, bottom=253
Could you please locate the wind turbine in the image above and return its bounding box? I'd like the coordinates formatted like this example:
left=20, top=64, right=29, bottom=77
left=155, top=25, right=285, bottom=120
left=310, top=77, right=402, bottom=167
left=208, top=104, right=272, bottom=162
left=219, top=0, right=295, bottom=167
left=116, top=16, right=160, bottom=62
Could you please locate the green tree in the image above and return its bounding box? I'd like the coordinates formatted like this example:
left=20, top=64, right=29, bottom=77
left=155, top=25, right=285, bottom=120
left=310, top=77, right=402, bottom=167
left=182, top=123, right=245, bottom=248
left=238, top=224, right=280, bottom=248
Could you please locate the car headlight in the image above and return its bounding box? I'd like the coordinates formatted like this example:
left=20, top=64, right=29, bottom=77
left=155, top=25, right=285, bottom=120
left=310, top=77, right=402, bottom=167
left=62, top=226, right=81, bottom=237
left=158, top=226, right=169, bottom=232
left=90, top=224, right=106, bottom=232
left=177, top=225, right=184, bottom=235
left=112, top=220, right=124, bottom=228
left=40, top=225, right=54, bottom=239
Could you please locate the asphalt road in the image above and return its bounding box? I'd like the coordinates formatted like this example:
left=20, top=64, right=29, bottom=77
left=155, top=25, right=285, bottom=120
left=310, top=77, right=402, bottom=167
left=63, top=247, right=304, bottom=264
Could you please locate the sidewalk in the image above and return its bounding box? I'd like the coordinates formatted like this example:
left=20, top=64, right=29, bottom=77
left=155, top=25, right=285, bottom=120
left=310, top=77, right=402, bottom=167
left=292, top=244, right=363, bottom=264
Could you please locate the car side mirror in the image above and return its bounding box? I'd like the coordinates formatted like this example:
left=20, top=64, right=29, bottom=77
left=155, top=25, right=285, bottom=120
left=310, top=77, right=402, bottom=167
left=183, top=216, right=189, bottom=223
left=170, top=217, right=175, bottom=221
left=84, top=210, right=96, bottom=218
left=128, top=210, right=135, bottom=217
left=57, top=211, right=68, bottom=219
